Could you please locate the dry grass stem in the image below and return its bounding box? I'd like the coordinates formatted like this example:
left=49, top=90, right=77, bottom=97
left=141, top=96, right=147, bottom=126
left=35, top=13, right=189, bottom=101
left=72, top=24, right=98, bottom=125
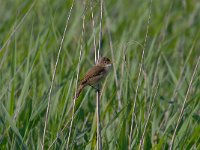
left=41, top=0, right=75, bottom=149
left=106, top=18, right=122, bottom=110
left=169, top=56, right=200, bottom=150
left=160, top=44, right=195, bottom=131
left=66, top=1, right=85, bottom=149
left=90, top=0, right=97, bottom=63
left=129, top=0, right=153, bottom=148
left=96, top=0, right=103, bottom=149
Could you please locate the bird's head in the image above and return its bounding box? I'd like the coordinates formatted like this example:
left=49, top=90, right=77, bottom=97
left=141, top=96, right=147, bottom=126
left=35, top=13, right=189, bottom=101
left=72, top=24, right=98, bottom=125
left=97, top=57, right=112, bottom=68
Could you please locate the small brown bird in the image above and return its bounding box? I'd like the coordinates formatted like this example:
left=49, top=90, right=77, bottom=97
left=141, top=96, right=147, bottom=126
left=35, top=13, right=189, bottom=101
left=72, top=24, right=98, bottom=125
left=75, top=57, right=112, bottom=99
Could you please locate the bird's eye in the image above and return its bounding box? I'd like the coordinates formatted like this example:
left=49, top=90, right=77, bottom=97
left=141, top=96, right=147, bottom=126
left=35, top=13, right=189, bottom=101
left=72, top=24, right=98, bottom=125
left=104, top=61, right=107, bottom=64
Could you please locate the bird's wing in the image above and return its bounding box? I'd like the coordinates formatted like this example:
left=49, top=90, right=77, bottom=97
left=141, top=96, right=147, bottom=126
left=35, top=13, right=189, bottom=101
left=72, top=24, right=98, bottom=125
left=80, top=66, right=105, bottom=85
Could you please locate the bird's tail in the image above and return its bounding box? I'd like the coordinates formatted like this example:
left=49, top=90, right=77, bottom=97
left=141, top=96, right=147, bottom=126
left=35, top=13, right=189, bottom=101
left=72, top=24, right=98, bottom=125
left=74, top=84, right=86, bottom=99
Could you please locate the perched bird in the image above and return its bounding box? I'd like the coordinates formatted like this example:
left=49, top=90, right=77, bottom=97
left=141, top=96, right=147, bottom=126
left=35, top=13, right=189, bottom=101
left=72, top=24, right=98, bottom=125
left=75, top=57, right=112, bottom=99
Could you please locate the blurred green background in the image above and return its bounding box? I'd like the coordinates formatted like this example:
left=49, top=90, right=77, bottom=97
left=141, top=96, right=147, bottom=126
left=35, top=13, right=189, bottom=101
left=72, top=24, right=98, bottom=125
left=0, top=0, right=200, bottom=149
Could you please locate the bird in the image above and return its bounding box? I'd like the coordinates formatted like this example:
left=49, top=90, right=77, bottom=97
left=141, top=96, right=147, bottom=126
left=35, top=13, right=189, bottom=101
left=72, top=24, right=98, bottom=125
left=75, top=57, right=112, bottom=99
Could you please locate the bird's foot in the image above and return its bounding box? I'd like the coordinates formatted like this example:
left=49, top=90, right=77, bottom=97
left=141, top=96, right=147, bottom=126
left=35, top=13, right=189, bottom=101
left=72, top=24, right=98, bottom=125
left=89, top=84, right=100, bottom=92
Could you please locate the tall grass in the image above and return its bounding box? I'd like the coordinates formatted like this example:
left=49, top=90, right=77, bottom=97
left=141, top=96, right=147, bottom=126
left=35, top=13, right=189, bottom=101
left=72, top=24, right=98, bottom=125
left=0, top=0, right=200, bottom=149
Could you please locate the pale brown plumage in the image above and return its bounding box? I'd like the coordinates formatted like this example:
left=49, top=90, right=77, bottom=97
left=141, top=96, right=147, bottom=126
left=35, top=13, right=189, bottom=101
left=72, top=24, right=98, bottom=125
left=75, top=57, right=112, bottom=99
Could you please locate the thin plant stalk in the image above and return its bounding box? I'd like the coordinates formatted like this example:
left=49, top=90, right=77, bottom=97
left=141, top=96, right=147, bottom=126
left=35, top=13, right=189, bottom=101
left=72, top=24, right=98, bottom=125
left=139, top=56, right=160, bottom=149
left=96, top=88, right=102, bottom=150
left=160, top=44, right=195, bottom=131
left=104, top=6, right=122, bottom=110
left=48, top=89, right=87, bottom=149
left=96, top=0, right=103, bottom=149
left=66, top=51, right=83, bottom=150
left=90, top=0, right=97, bottom=63
left=41, top=0, right=75, bottom=149
left=139, top=84, right=159, bottom=150
left=129, top=0, right=152, bottom=148
left=169, top=56, right=200, bottom=150
left=91, top=0, right=102, bottom=148
left=66, top=1, right=85, bottom=149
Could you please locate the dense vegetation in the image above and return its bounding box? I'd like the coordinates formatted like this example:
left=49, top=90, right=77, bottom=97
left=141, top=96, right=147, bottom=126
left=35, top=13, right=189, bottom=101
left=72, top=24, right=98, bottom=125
left=0, top=0, right=200, bottom=149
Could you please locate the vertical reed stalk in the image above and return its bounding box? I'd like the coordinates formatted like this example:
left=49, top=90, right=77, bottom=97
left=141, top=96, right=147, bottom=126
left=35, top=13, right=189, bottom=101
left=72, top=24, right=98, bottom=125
left=96, top=0, right=103, bottom=149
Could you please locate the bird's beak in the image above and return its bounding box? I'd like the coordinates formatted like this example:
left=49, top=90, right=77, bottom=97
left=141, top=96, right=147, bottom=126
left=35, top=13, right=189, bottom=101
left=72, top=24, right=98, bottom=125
left=106, top=63, right=112, bottom=67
